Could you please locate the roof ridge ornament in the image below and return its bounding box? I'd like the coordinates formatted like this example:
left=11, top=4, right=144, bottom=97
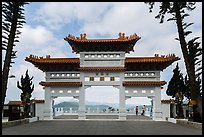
left=118, top=32, right=139, bottom=40
left=65, top=33, right=140, bottom=41
left=66, top=33, right=87, bottom=40
left=28, top=54, right=46, bottom=59
left=80, top=33, right=87, bottom=40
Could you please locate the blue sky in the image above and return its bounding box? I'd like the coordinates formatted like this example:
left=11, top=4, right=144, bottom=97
left=3, top=2, right=202, bottom=105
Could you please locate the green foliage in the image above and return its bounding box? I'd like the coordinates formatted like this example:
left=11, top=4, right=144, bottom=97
left=17, top=70, right=34, bottom=102
left=167, top=63, right=186, bottom=118
left=166, top=63, right=186, bottom=100
left=145, top=2, right=196, bottom=23
left=145, top=2, right=202, bottom=120
left=187, top=37, right=202, bottom=75
left=2, top=2, right=29, bottom=108
left=183, top=75, right=190, bottom=99
left=17, top=70, right=34, bottom=118
left=2, top=2, right=29, bottom=63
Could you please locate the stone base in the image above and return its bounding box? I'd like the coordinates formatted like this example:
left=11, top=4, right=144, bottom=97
left=152, top=111, right=163, bottom=121
left=78, top=116, right=86, bottom=120
left=43, top=116, right=53, bottom=120
left=152, top=117, right=163, bottom=121
left=78, top=112, right=86, bottom=120
left=119, top=113, right=126, bottom=120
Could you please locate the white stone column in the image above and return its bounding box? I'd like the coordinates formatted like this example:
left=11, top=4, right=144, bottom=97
left=87, top=107, right=90, bottom=113
left=70, top=107, right=72, bottom=114
left=147, top=96, right=154, bottom=117
left=152, top=87, right=163, bottom=121
left=96, top=107, right=100, bottom=113
left=119, top=85, right=126, bottom=120
left=78, top=85, right=86, bottom=119
left=43, top=87, right=53, bottom=120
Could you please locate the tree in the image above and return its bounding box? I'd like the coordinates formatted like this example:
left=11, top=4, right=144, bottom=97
left=2, top=2, right=29, bottom=111
left=145, top=2, right=202, bottom=122
left=17, top=70, right=34, bottom=118
left=166, top=63, right=185, bottom=118
left=184, top=75, right=202, bottom=122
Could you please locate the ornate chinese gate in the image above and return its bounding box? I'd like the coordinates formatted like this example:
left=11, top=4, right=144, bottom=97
left=26, top=33, right=179, bottom=120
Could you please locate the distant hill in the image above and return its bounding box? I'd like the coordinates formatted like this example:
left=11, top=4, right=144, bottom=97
left=53, top=101, right=152, bottom=111
left=53, top=101, right=110, bottom=111
left=54, top=102, right=79, bottom=108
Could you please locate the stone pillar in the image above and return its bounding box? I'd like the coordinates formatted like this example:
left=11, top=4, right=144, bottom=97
left=78, top=85, right=86, bottom=119
left=43, top=87, right=53, bottom=120
left=97, top=107, right=100, bottom=113
left=119, top=85, right=126, bottom=120
left=87, top=107, right=90, bottom=113
left=148, top=96, right=154, bottom=117
left=70, top=107, right=72, bottom=114
left=152, top=87, right=163, bottom=121
left=150, top=99, right=153, bottom=117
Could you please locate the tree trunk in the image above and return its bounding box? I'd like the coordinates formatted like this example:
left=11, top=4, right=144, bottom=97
left=2, top=3, right=19, bottom=111
left=174, top=2, right=201, bottom=122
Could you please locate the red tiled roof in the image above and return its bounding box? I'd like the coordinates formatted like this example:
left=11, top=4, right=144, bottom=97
left=25, top=54, right=179, bottom=71
left=5, top=101, right=27, bottom=106
left=161, top=99, right=179, bottom=103
left=32, top=100, right=45, bottom=103
left=25, top=55, right=79, bottom=64
left=64, top=33, right=141, bottom=43
left=123, top=81, right=167, bottom=86
left=39, top=82, right=82, bottom=87
left=25, top=54, right=179, bottom=64
left=125, top=54, right=179, bottom=63
left=64, top=33, right=141, bottom=53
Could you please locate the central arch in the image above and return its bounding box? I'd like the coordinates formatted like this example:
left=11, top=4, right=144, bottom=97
left=126, top=97, right=152, bottom=116
left=85, top=86, right=119, bottom=119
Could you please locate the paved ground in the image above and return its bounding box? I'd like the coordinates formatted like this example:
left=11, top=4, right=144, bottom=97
left=53, top=114, right=152, bottom=120
left=2, top=115, right=202, bottom=135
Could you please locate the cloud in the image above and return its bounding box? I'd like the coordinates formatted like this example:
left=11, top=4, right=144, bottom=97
left=6, top=63, right=44, bottom=102
left=35, top=2, right=112, bottom=32
left=16, top=24, right=68, bottom=58
left=5, top=24, right=69, bottom=103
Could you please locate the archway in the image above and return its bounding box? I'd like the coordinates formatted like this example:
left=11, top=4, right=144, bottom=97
left=85, top=86, right=119, bottom=119
left=53, top=97, right=79, bottom=119
left=126, top=97, right=152, bottom=115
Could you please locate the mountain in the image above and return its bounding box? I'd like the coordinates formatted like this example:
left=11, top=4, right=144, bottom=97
left=54, top=102, right=78, bottom=108
left=86, top=104, right=110, bottom=110
left=53, top=101, right=111, bottom=111
left=53, top=101, right=152, bottom=111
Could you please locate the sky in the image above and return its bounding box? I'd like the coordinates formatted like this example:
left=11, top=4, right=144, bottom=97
left=3, top=2, right=202, bottom=105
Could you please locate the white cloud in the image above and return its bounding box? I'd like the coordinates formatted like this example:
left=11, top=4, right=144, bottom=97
left=35, top=2, right=112, bottom=31
left=5, top=24, right=69, bottom=103
left=16, top=24, right=68, bottom=58
left=6, top=63, right=45, bottom=102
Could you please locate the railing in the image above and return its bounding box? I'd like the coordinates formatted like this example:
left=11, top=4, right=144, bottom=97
left=53, top=107, right=152, bottom=116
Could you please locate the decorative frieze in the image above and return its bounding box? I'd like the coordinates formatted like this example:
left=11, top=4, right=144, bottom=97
left=124, top=72, right=156, bottom=78
left=47, top=72, right=80, bottom=79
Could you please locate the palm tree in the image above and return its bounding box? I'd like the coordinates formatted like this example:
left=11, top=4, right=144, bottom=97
left=145, top=2, right=202, bottom=122
left=2, top=2, right=29, bottom=111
